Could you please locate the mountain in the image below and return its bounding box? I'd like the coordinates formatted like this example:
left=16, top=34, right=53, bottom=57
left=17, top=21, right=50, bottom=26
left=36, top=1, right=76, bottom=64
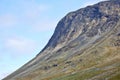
left=3, top=0, right=120, bottom=80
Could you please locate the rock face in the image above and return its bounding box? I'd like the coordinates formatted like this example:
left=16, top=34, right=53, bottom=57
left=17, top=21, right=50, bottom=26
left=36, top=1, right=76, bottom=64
left=44, top=0, right=120, bottom=49
left=3, top=0, right=120, bottom=80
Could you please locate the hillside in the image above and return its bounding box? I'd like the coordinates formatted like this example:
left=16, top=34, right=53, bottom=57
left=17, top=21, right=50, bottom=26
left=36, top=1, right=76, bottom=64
left=3, top=0, right=120, bottom=80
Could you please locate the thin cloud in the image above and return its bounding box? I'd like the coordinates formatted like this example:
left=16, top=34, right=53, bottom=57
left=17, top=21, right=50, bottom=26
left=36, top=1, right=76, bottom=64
left=0, top=0, right=51, bottom=29
left=24, top=4, right=50, bottom=19
left=16, top=0, right=50, bottom=22
left=4, top=37, right=37, bottom=55
left=16, top=0, right=52, bottom=32
left=0, top=14, right=17, bottom=28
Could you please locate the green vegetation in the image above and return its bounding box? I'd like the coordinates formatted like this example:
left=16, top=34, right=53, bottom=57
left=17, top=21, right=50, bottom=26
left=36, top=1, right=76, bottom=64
left=109, top=73, right=120, bottom=80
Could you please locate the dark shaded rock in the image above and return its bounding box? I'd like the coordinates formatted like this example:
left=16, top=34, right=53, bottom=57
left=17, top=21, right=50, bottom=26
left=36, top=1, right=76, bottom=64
left=79, top=59, right=83, bottom=62
left=65, top=61, right=72, bottom=64
left=52, top=64, right=58, bottom=67
left=117, top=33, right=120, bottom=36
left=114, top=40, right=120, bottom=46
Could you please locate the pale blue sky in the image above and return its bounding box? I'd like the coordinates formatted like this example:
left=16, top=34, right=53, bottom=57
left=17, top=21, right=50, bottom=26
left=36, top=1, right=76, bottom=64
left=0, top=0, right=106, bottom=79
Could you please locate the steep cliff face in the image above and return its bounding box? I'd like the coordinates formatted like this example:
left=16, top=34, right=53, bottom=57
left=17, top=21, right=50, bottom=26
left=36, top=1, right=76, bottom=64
left=3, top=0, right=120, bottom=80
left=43, top=0, right=120, bottom=50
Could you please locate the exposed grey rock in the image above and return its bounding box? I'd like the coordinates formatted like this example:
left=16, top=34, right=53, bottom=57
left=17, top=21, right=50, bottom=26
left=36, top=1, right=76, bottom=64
left=41, top=0, right=120, bottom=52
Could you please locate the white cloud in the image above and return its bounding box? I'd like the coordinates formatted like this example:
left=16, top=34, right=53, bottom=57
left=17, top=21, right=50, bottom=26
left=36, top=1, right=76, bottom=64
left=13, top=0, right=52, bottom=32
left=24, top=4, right=49, bottom=19
left=16, top=0, right=50, bottom=20
left=0, top=14, right=17, bottom=28
left=0, top=0, right=51, bottom=29
left=5, top=37, right=37, bottom=55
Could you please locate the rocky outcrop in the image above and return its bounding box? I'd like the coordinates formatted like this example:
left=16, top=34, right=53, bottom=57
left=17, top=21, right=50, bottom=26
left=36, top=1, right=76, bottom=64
left=42, top=0, right=120, bottom=51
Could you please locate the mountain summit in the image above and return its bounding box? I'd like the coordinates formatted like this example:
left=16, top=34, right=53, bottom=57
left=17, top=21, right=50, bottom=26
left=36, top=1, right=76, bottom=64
left=3, top=0, right=120, bottom=80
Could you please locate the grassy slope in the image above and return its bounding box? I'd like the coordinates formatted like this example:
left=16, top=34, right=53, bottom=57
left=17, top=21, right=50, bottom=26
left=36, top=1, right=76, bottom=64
left=49, top=47, right=120, bottom=80
left=15, top=34, right=120, bottom=80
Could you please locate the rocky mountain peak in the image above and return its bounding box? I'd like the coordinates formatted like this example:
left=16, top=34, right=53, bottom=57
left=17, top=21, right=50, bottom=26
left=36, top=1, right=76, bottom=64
left=42, top=0, right=120, bottom=52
